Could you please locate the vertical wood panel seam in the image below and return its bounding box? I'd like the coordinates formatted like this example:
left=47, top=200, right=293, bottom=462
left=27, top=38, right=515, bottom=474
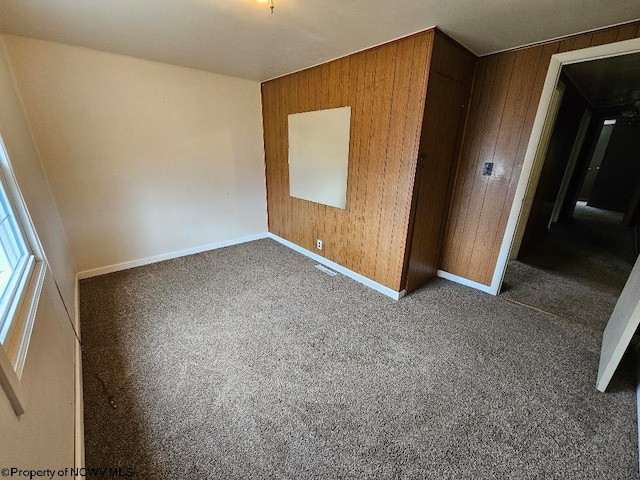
left=463, top=53, right=517, bottom=278
left=392, top=38, right=420, bottom=284
left=441, top=59, right=486, bottom=255
left=439, top=57, right=479, bottom=266
left=380, top=38, right=422, bottom=286
left=447, top=58, right=495, bottom=273
left=370, top=43, right=401, bottom=282
left=394, top=35, right=432, bottom=287
left=354, top=49, right=380, bottom=276
left=348, top=52, right=369, bottom=275
left=480, top=46, right=546, bottom=281
left=453, top=57, right=502, bottom=274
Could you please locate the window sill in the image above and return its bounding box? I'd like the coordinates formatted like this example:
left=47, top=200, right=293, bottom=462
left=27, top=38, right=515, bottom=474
left=0, top=260, right=46, bottom=415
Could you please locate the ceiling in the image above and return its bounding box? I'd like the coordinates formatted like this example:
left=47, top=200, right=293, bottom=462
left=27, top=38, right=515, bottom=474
left=0, top=0, right=639, bottom=81
left=564, top=53, right=640, bottom=110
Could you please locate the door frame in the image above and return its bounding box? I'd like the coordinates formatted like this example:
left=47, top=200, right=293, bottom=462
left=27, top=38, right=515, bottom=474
left=507, top=80, right=565, bottom=260
left=489, top=37, right=640, bottom=295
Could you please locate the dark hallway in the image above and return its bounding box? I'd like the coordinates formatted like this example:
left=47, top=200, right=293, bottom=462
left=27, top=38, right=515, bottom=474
left=500, top=52, right=640, bottom=332
left=501, top=202, right=635, bottom=331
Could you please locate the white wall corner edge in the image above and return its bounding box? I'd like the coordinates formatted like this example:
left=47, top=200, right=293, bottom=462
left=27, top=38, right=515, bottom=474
left=74, top=275, right=84, bottom=474
left=436, top=270, right=496, bottom=295
left=266, top=233, right=405, bottom=300
left=76, top=233, right=270, bottom=280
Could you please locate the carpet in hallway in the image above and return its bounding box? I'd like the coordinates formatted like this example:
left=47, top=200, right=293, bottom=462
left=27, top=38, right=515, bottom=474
left=502, top=204, right=634, bottom=331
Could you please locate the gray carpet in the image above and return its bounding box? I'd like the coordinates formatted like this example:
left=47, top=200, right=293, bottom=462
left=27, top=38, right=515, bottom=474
left=502, top=204, right=635, bottom=332
left=81, top=239, right=638, bottom=479
left=572, top=202, right=636, bottom=266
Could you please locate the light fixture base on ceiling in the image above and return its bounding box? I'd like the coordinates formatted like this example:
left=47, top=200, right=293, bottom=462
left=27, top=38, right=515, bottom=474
left=258, top=0, right=275, bottom=14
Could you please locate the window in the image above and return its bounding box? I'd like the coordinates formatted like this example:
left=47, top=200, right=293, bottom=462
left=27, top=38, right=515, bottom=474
left=0, top=137, right=46, bottom=416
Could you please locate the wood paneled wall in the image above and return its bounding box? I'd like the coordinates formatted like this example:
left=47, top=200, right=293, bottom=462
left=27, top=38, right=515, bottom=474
left=262, top=31, right=434, bottom=290
left=403, top=32, right=476, bottom=292
left=440, top=21, right=640, bottom=286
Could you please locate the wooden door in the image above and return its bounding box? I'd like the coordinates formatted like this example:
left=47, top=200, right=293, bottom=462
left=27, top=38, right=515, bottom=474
left=404, top=73, right=467, bottom=293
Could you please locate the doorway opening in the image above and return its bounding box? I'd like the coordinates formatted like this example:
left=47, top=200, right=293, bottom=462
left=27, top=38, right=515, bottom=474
left=494, top=40, right=640, bottom=392
left=502, top=59, right=640, bottom=329
left=491, top=38, right=640, bottom=296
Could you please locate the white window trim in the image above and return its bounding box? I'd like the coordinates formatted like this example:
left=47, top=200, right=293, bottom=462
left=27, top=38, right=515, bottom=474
left=0, top=135, right=46, bottom=416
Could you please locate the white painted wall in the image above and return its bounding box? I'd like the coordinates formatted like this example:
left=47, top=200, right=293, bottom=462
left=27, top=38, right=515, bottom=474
left=0, top=36, right=76, bottom=468
left=3, top=35, right=267, bottom=273
left=0, top=38, right=75, bottom=311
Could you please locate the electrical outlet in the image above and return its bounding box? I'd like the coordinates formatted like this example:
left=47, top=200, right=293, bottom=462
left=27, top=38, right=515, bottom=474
left=316, top=239, right=323, bottom=250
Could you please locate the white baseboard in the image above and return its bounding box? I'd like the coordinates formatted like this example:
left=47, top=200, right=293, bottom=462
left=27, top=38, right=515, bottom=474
left=436, top=270, right=495, bottom=295
left=75, top=232, right=404, bottom=300
left=267, top=233, right=405, bottom=300
left=74, top=276, right=84, bottom=473
left=71, top=230, right=401, bottom=463
left=76, top=233, right=269, bottom=280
